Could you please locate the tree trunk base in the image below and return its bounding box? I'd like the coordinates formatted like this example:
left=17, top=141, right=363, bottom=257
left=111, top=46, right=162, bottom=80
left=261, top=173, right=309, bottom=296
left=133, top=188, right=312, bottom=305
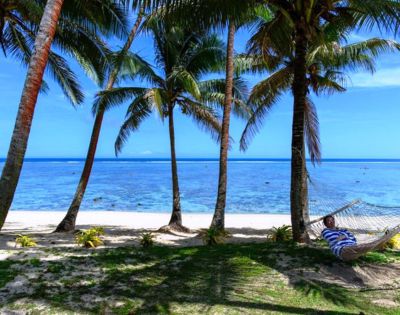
left=53, top=220, right=76, bottom=233
left=300, top=233, right=311, bottom=244
left=158, top=223, right=191, bottom=234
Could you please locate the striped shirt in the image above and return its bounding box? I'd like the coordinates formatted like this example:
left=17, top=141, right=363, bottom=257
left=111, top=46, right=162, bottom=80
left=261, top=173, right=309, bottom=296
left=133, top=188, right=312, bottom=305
left=322, top=228, right=357, bottom=257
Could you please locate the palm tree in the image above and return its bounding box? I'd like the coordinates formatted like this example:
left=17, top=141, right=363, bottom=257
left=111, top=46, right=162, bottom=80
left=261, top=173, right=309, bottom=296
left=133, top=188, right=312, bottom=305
left=97, top=18, right=249, bottom=232
left=132, top=0, right=260, bottom=231
left=210, top=20, right=236, bottom=230
left=54, top=4, right=146, bottom=233
left=240, top=0, right=400, bottom=242
left=242, top=32, right=400, bottom=156
left=0, top=0, right=65, bottom=229
left=0, top=0, right=128, bottom=230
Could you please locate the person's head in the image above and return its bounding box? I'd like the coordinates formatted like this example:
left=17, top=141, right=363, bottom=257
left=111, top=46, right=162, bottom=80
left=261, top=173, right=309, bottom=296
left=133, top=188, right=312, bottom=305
left=323, top=215, right=335, bottom=229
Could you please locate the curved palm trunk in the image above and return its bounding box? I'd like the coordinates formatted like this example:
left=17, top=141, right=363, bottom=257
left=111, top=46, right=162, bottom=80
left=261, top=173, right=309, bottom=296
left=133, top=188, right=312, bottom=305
left=0, top=0, right=64, bottom=230
left=210, top=20, right=235, bottom=230
left=55, top=9, right=144, bottom=232
left=290, top=23, right=310, bottom=243
left=167, top=103, right=183, bottom=227
left=54, top=110, right=104, bottom=232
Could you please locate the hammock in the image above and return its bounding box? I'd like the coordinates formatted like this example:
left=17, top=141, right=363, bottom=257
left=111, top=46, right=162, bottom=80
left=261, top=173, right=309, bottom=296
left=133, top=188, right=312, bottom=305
left=306, top=183, right=400, bottom=260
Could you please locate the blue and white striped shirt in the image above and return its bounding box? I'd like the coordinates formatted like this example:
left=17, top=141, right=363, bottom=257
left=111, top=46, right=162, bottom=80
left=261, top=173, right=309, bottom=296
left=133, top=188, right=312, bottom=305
left=322, top=228, right=357, bottom=257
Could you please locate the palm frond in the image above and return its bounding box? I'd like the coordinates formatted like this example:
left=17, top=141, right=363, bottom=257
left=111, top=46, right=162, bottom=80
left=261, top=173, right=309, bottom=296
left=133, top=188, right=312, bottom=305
left=114, top=51, right=164, bottom=86
left=115, top=97, right=153, bottom=155
left=348, top=0, right=400, bottom=33
left=234, top=54, right=269, bottom=76
left=179, top=98, right=221, bottom=142
left=309, top=70, right=348, bottom=95
left=169, top=67, right=201, bottom=100
left=46, top=52, right=84, bottom=105
left=93, top=87, right=148, bottom=113
left=60, top=0, right=129, bottom=39
left=239, top=92, right=282, bottom=152
left=304, top=97, right=321, bottom=165
left=249, top=66, right=292, bottom=106
left=199, top=77, right=250, bottom=119
left=183, top=34, right=226, bottom=76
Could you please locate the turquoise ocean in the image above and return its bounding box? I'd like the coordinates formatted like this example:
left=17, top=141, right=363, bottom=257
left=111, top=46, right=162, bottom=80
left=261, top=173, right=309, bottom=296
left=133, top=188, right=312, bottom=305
left=2, top=158, right=400, bottom=214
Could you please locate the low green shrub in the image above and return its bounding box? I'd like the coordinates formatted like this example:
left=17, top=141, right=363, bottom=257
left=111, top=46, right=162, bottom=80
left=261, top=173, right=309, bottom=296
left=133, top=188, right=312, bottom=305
left=75, top=227, right=105, bottom=248
left=15, top=234, right=37, bottom=247
left=267, top=225, right=292, bottom=242
left=140, top=232, right=155, bottom=248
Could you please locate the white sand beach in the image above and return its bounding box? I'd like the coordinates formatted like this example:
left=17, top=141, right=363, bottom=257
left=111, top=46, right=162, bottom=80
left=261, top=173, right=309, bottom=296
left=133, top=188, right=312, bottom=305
left=0, top=211, right=292, bottom=252
left=3, top=211, right=292, bottom=230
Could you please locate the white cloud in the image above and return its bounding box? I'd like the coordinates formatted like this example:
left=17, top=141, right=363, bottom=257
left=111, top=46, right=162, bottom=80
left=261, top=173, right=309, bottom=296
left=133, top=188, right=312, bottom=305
left=140, top=150, right=153, bottom=155
left=351, top=67, right=400, bottom=88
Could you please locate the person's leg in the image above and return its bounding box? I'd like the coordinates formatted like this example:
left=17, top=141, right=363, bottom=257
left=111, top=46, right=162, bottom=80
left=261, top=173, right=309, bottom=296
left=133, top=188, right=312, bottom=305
left=340, top=229, right=399, bottom=261
left=341, top=244, right=376, bottom=261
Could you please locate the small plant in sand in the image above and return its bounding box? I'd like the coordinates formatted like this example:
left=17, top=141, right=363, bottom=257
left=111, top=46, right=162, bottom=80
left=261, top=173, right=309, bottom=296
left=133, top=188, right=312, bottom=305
left=75, top=227, right=105, bottom=248
left=15, top=234, right=37, bottom=247
left=267, top=225, right=292, bottom=242
left=201, top=228, right=231, bottom=246
left=139, top=232, right=155, bottom=248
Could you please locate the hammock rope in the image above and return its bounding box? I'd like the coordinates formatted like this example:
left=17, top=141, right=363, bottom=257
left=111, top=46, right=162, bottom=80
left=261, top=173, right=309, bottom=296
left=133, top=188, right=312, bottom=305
left=306, top=179, right=400, bottom=244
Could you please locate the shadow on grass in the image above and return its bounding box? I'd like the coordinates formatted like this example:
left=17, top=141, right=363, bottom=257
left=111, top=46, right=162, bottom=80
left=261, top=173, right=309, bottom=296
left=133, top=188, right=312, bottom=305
left=91, top=244, right=362, bottom=314
left=0, top=243, right=374, bottom=315
left=1, top=235, right=399, bottom=314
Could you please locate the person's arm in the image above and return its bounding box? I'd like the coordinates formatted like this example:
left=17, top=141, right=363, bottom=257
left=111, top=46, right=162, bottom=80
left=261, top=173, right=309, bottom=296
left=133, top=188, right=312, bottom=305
left=322, top=229, right=340, bottom=245
left=336, top=229, right=355, bottom=241
left=343, top=229, right=356, bottom=241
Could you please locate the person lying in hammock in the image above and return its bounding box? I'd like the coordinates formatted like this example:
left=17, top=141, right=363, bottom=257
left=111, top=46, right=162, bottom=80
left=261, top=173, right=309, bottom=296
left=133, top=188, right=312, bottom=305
left=322, top=215, right=398, bottom=261
left=321, top=215, right=357, bottom=257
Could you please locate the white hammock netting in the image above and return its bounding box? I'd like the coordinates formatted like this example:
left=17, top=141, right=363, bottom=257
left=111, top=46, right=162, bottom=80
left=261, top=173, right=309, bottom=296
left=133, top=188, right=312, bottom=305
left=306, top=182, right=400, bottom=244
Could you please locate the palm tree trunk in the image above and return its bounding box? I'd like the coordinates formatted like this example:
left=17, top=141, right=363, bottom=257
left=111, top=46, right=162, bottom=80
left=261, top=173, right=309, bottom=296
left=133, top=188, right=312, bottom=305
left=0, top=0, right=64, bottom=230
left=54, top=110, right=105, bottom=232
left=167, top=103, right=183, bottom=227
left=55, top=8, right=145, bottom=232
left=210, top=20, right=235, bottom=230
left=290, top=22, right=310, bottom=243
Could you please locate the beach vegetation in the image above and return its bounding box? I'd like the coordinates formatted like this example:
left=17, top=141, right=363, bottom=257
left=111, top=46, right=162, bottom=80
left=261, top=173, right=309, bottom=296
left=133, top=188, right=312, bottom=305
left=139, top=232, right=155, bottom=248
left=29, top=258, right=41, bottom=267
left=0, top=260, right=18, bottom=288
left=75, top=227, right=105, bottom=248
left=46, top=262, right=64, bottom=274
left=15, top=234, right=37, bottom=247
left=267, top=225, right=293, bottom=242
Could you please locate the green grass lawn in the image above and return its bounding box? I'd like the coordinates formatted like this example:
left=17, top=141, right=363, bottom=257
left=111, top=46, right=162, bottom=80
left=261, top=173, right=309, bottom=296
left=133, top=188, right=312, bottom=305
left=0, top=242, right=399, bottom=314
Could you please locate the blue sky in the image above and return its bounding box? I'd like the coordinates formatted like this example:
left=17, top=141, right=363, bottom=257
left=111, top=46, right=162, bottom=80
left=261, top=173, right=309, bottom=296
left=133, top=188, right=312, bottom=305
left=1, top=26, right=400, bottom=159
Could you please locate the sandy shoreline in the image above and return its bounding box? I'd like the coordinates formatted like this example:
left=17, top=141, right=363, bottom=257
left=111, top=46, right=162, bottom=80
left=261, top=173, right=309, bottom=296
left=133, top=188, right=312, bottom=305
left=2, top=210, right=291, bottom=231
left=0, top=211, right=292, bottom=252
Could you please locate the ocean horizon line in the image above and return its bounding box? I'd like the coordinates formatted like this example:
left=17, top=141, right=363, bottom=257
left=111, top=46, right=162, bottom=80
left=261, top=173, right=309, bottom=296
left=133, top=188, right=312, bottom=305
left=1, top=157, right=400, bottom=163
